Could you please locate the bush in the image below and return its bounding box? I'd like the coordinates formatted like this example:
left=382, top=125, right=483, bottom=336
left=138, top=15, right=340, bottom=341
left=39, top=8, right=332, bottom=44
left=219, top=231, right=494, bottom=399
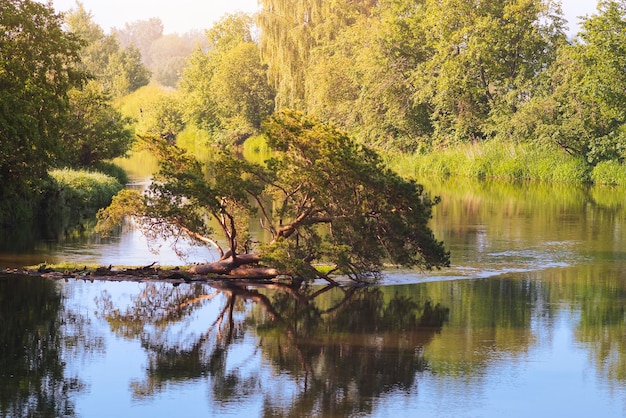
left=92, top=161, right=129, bottom=185
left=591, top=160, right=626, bottom=185
left=48, top=169, right=123, bottom=219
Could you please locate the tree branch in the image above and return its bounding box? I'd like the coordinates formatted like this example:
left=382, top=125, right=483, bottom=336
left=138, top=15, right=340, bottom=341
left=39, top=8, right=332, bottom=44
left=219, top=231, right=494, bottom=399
left=178, top=224, right=224, bottom=257
left=248, top=190, right=277, bottom=237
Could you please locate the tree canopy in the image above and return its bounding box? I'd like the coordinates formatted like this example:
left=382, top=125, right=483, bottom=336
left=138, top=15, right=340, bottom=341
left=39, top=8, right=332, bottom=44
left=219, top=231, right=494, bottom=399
left=505, top=0, right=626, bottom=164
left=256, top=0, right=568, bottom=148
left=0, top=0, right=85, bottom=224
left=179, top=13, right=274, bottom=145
left=97, top=111, right=449, bottom=282
left=58, top=81, right=134, bottom=167
left=65, top=2, right=151, bottom=97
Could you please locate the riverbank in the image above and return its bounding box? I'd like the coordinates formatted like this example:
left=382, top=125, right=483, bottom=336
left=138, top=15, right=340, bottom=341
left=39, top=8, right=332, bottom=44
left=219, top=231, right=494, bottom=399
left=386, top=141, right=626, bottom=185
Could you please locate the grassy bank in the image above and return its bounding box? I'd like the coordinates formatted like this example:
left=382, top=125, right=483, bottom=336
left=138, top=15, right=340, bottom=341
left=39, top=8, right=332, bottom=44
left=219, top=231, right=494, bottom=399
left=388, top=141, right=626, bottom=185
left=47, top=169, right=123, bottom=220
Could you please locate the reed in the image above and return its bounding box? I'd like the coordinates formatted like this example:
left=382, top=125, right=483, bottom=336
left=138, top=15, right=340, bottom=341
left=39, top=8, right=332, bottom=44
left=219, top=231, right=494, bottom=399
left=390, top=141, right=592, bottom=184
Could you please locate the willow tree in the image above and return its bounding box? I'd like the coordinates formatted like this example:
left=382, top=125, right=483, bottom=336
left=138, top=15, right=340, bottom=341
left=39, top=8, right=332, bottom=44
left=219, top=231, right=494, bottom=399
left=304, top=6, right=432, bottom=152
left=97, top=111, right=449, bottom=282
left=258, top=0, right=377, bottom=110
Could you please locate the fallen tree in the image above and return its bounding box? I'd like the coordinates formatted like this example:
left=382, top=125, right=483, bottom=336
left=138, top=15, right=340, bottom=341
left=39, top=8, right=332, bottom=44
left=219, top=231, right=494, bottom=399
left=96, top=110, right=450, bottom=283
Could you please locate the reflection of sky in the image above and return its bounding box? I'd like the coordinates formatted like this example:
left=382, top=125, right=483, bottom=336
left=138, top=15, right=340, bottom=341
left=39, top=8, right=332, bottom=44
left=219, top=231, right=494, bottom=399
left=66, top=281, right=270, bottom=417
left=62, top=280, right=626, bottom=418
left=0, top=223, right=221, bottom=269
left=372, top=311, right=625, bottom=418
left=47, top=228, right=221, bottom=268
left=93, top=228, right=221, bottom=266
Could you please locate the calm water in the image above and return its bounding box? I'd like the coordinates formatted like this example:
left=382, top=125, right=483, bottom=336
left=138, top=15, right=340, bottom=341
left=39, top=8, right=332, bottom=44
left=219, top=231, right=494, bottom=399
left=1, top=178, right=626, bottom=417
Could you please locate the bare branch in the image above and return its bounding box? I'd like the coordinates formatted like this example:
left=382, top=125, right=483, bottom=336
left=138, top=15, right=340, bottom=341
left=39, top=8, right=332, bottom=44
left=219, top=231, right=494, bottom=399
left=248, top=191, right=277, bottom=237
left=178, top=224, right=224, bottom=257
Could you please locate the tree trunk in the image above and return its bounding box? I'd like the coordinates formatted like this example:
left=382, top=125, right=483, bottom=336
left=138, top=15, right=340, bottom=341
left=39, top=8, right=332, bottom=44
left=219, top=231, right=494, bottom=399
left=189, top=253, right=270, bottom=277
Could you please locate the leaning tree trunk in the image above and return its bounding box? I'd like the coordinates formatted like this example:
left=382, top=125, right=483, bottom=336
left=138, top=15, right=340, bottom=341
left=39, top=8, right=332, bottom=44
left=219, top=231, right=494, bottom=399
left=189, top=253, right=279, bottom=278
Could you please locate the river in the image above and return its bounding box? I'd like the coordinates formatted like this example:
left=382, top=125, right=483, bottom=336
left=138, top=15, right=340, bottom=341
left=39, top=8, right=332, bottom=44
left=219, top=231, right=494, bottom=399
left=1, top=175, right=625, bottom=417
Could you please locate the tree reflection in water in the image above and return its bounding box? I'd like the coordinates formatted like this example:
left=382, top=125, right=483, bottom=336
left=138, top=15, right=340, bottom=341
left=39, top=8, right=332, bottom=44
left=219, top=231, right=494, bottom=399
left=96, top=281, right=449, bottom=416
left=0, top=275, right=98, bottom=418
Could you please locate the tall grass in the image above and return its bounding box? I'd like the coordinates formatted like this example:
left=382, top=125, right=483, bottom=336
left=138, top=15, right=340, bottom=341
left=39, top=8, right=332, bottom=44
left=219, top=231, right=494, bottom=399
left=591, top=160, right=626, bottom=185
left=390, top=141, right=592, bottom=184
left=48, top=169, right=123, bottom=218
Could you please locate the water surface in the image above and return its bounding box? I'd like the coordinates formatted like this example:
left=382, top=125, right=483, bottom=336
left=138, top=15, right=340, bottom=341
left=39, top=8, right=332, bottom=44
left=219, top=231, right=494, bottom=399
left=1, top=178, right=626, bottom=417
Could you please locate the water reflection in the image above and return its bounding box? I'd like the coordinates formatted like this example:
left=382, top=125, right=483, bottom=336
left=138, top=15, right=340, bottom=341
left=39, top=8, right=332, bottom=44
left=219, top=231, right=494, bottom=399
left=3, top=176, right=626, bottom=416
left=94, top=281, right=448, bottom=416
left=2, top=265, right=626, bottom=417
left=0, top=275, right=97, bottom=418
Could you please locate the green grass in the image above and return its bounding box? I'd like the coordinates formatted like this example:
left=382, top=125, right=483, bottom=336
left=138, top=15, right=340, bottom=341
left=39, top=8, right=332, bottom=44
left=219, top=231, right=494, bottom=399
left=389, top=141, right=592, bottom=184
left=48, top=169, right=123, bottom=218
left=591, top=160, right=626, bottom=185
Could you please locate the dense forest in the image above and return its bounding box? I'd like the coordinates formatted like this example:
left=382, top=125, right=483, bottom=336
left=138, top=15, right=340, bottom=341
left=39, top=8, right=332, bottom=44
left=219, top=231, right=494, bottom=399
left=2, top=0, right=626, bottom=275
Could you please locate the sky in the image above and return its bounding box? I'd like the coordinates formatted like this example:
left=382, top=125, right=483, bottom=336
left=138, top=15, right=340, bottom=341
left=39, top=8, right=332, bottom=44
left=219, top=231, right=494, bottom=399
left=46, top=0, right=260, bottom=33
left=43, top=0, right=597, bottom=35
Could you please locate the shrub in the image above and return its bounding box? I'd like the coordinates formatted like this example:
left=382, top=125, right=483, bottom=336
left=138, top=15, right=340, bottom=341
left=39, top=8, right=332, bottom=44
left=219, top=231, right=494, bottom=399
left=48, top=169, right=123, bottom=219
left=92, top=161, right=129, bottom=185
left=591, top=160, right=626, bottom=185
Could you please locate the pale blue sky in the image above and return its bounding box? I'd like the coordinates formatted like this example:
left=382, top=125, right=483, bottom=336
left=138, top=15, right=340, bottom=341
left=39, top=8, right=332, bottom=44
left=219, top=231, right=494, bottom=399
left=42, top=0, right=596, bottom=35
left=47, top=0, right=260, bottom=33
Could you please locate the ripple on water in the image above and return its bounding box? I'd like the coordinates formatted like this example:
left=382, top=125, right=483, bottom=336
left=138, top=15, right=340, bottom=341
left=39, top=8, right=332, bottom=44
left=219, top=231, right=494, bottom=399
left=379, top=241, right=581, bottom=286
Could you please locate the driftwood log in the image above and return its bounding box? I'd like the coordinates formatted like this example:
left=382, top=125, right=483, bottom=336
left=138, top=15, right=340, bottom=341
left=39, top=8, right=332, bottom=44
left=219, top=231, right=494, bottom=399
left=1, top=259, right=287, bottom=286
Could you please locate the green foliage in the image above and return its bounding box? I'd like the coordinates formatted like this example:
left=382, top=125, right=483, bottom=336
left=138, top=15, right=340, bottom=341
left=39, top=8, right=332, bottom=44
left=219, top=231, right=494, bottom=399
left=114, top=83, right=167, bottom=120
left=65, top=2, right=150, bottom=97
left=507, top=1, right=626, bottom=164
left=98, top=112, right=449, bottom=279
left=92, top=161, right=130, bottom=185
left=260, top=110, right=449, bottom=277
left=136, top=93, right=186, bottom=143
left=180, top=13, right=274, bottom=145
left=95, top=189, right=145, bottom=237
left=259, top=0, right=378, bottom=110
left=390, top=0, right=565, bottom=142
left=0, top=0, right=85, bottom=226
left=591, top=160, right=626, bottom=185
left=305, top=10, right=432, bottom=151
left=59, top=81, right=135, bottom=167
left=49, top=169, right=123, bottom=219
